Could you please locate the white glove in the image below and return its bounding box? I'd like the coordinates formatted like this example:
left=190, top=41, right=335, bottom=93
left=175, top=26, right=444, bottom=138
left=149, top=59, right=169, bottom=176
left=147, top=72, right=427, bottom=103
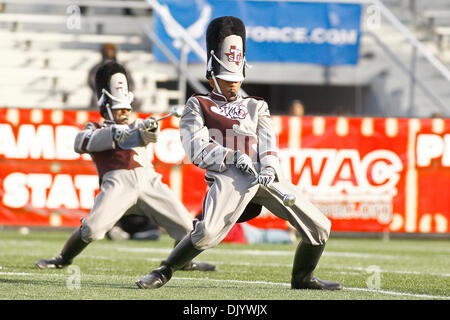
left=139, top=129, right=158, bottom=144
left=138, top=117, right=158, bottom=132
left=112, top=125, right=131, bottom=144
left=234, top=150, right=257, bottom=177
left=258, top=167, right=276, bottom=186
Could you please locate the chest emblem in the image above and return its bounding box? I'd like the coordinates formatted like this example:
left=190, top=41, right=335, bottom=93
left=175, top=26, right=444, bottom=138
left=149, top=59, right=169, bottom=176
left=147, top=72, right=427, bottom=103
left=211, top=103, right=248, bottom=120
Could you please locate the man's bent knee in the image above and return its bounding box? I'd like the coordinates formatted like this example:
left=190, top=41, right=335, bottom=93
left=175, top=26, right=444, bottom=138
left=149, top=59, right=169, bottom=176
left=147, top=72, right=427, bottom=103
left=80, top=224, right=106, bottom=243
left=190, top=223, right=222, bottom=250
left=315, top=218, right=331, bottom=245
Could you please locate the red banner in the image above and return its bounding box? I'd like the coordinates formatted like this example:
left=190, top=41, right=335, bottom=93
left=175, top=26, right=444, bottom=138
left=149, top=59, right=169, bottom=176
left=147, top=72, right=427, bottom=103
left=0, top=108, right=449, bottom=234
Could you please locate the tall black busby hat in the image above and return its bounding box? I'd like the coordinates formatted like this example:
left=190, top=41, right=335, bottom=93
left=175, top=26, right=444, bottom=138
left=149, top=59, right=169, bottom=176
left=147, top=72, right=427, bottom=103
left=95, top=60, right=134, bottom=119
left=206, top=16, right=247, bottom=82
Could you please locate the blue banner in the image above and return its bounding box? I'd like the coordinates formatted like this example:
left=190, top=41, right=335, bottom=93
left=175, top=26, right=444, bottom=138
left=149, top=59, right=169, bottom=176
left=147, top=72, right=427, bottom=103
left=153, top=0, right=362, bottom=66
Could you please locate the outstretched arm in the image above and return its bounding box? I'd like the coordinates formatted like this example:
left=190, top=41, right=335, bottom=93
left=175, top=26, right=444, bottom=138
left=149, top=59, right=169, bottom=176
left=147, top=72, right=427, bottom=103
left=74, top=122, right=115, bottom=154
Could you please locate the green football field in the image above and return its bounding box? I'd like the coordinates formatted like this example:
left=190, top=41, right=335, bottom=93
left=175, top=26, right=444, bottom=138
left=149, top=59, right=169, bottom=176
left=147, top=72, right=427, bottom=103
left=0, top=229, right=448, bottom=301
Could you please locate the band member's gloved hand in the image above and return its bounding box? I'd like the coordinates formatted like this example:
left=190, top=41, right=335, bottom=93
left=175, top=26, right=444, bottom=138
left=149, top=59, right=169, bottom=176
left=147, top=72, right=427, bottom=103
left=138, top=117, right=158, bottom=132
left=112, top=125, right=131, bottom=143
left=233, top=150, right=257, bottom=177
left=258, top=167, right=276, bottom=186
left=139, top=128, right=158, bottom=144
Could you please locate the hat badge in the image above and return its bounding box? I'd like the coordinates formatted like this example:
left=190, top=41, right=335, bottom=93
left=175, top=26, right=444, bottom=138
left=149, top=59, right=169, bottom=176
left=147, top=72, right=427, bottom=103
left=115, top=81, right=124, bottom=92
left=225, top=45, right=242, bottom=66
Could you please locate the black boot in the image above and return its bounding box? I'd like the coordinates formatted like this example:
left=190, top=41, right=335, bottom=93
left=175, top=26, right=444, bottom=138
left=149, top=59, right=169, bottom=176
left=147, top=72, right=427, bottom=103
left=291, top=242, right=342, bottom=290
left=136, top=235, right=203, bottom=289
left=35, top=228, right=89, bottom=269
left=171, top=240, right=217, bottom=272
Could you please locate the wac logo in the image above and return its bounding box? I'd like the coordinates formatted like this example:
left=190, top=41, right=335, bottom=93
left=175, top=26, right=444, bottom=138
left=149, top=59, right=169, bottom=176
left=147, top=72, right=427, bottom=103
left=225, top=45, right=242, bottom=66
left=279, top=148, right=404, bottom=224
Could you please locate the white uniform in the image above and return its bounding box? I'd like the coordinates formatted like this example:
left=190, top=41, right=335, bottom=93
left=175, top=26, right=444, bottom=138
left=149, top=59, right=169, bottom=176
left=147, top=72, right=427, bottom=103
left=74, top=119, right=194, bottom=243
left=180, top=92, right=331, bottom=250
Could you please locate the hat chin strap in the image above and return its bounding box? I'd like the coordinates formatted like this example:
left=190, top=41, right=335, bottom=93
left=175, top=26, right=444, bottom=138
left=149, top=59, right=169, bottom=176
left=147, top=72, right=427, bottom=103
left=207, top=53, right=223, bottom=96
left=98, top=88, right=134, bottom=121
left=208, top=50, right=250, bottom=100
left=208, top=50, right=251, bottom=77
left=210, top=71, right=223, bottom=96
left=99, top=88, right=134, bottom=105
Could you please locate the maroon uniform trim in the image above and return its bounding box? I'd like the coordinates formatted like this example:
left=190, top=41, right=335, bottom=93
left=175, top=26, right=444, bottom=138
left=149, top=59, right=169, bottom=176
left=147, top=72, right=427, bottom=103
left=80, top=135, right=91, bottom=153
left=91, top=148, right=143, bottom=179
left=86, top=122, right=143, bottom=179
left=196, top=96, right=240, bottom=137
left=195, top=96, right=258, bottom=160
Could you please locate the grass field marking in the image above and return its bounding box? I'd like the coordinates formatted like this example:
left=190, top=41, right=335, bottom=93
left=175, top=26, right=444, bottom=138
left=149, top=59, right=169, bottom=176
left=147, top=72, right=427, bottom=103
left=0, top=272, right=38, bottom=276
left=145, top=258, right=450, bottom=278
left=2, top=248, right=448, bottom=278
left=116, top=246, right=396, bottom=259
left=345, top=287, right=450, bottom=300
left=1, top=271, right=448, bottom=300
left=4, top=256, right=449, bottom=280
left=146, top=257, right=291, bottom=268
left=174, top=276, right=290, bottom=287
left=172, top=276, right=450, bottom=300
left=0, top=271, right=137, bottom=282
left=340, top=266, right=450, bottom=278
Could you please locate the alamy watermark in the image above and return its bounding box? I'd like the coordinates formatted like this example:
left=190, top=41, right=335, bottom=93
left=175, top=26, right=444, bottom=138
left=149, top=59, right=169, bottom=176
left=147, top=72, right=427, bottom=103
left=365, top=265, right=382, bottom=290
left=66, top=2, right=81, bottom=30
left=66, top=265, right=81, bottom=290
left=365, top=4, right=381, bottom=31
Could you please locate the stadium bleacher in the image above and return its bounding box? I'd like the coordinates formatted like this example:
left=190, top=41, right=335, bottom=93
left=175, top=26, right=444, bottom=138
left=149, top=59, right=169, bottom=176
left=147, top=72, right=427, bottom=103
left=0, top=0, right=182, bottom=112
left=0, top=0, right=449, bottom=116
